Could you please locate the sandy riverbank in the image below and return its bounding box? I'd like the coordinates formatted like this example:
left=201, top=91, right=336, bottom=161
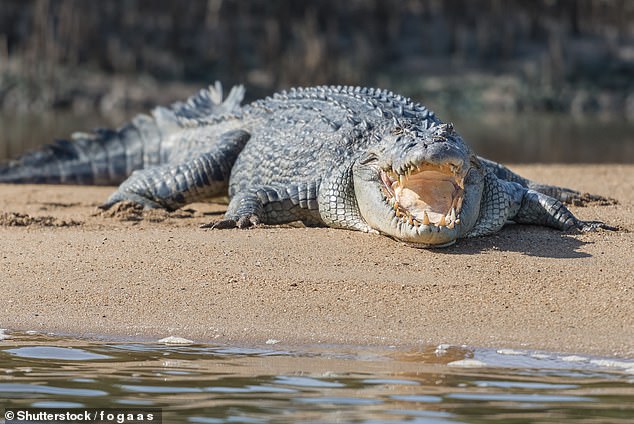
left=0, top=164, right=632, bottom=356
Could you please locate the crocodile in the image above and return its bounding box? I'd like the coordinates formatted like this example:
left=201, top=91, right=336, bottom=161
left=0, top=83, right=614, bottom=247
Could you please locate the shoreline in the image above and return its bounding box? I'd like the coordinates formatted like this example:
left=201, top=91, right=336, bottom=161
left=1, top=164, right=633, bottom=357
left=2, top=329, right=633, bottom=367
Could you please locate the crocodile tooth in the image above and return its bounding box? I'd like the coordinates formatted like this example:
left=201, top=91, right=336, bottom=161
left=447, top=220, right=455, bottom=229
left=422, top=211, right=430, bottom=225
left=456, top=196, right=463, bottom=211
left=450, top=207, right=456, bottom=222
left=439, top=215, right=446, bottom=227
left=451, top=194, right=458, bottom=209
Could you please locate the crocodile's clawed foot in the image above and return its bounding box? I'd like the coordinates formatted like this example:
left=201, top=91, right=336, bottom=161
left=201, top=219, right=236, bottom=229
left=95, top=200, right=143, bottom=213
left=201, top=214, right=261, bottom=229
left=98, top=191, right=163, bottom=211
left=575, top=220, right=619, bottom=232
left=98, top=197, right=120, bottom=211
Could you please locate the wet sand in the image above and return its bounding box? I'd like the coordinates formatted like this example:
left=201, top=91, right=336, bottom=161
left=0, top=164, right=632, bottom=357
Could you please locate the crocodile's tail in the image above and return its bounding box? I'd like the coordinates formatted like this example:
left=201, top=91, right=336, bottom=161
left=0, top=82, right=245, bottom=185
left=0, top=117, right=157, bottom=185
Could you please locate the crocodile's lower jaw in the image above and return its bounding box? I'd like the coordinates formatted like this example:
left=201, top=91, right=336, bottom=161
left=380, top=217, right=460, bottom=246
left=403, top=239, right=456, bottom=249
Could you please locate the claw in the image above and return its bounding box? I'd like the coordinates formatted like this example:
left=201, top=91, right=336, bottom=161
left=98, top=191, right=163, bottom=210
left=577, top=220, right=618, bottom=232
left=98, top=202, right=115, bottom=211
left=202, top=215, right=261, bottom=230
left=237, top=215, right=260, bottom=228
left=98, top=192, right=125, bottom=210
left=201, top=219, right=234, bottom=229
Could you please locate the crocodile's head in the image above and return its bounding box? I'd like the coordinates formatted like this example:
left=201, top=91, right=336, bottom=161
left=353, top=121, right=484, bottom=247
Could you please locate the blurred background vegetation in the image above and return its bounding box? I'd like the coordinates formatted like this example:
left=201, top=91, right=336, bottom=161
left=0, top=0, right=632, bottom=162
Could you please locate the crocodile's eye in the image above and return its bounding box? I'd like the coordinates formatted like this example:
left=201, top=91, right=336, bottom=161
left=359, top=152, right=379, bottom=165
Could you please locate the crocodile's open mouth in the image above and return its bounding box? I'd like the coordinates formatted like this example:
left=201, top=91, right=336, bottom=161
left=380, top=163, right=464, bottom=229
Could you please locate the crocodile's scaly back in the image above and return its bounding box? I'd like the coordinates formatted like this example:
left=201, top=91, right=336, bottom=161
left=229, top=86, right=440, bottom=195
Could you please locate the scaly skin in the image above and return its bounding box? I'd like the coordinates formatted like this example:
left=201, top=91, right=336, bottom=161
left=0, top=83, right=615, bottom=247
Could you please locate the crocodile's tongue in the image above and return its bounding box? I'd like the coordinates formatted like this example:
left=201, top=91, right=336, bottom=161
left=393, top=180, right=454, bottom=224
left=380, top=166, right=464, bottom=228
left=388, top=169, right=462, bottom=226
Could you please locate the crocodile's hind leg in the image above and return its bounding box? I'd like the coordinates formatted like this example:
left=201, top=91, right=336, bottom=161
left=477, top=156, right=614, bottom=205
left=100, top=129, right=250, bottom=210
left=514, top=189, right=616, bottom=232
left=467, top=173, right=616, bottom=238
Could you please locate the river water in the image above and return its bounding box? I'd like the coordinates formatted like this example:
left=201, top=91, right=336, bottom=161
left=0, top=331, right=633, bottom=423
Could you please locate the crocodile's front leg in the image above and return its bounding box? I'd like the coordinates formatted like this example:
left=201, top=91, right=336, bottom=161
left=467, top=172, right=615, bottom=238
left=100, top=129, right=249, bottom=210
left=208, top=165, right=378, bottom=233
left=205, top=181, right=324, bottom=228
